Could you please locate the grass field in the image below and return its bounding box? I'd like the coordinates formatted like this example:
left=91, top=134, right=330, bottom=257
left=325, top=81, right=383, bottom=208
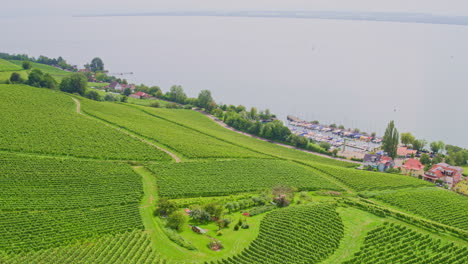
left=80, top=98, right=265, bottom=159
left=0, top=84, right=171, bottom=160
left=0, top=59, right=22, bottom=72
left=8, top=60, right=72, bottom=81
left=149, top=159, right=343, bottom=198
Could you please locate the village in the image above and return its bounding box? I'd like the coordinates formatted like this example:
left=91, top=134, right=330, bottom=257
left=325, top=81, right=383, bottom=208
left=287, top=116, right=466, bottom=193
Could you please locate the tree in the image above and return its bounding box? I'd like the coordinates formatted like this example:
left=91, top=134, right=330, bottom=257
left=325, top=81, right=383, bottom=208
left=250, top=107, right=258, bottom=120
left=27, top=69, right=44, bottom=87
left=432, top=154, right=444, bottom=164
left=41, top=73, right=57, bottom=89
left=338, top=125, right=345, bottom=129
left=104, top=93, right=119, bottom=102
left=60, top=73, right=87, bottom=95
left=189, top=206, right=211, bottom=224
left=123, top=88, right=132, bottom=96
left=154, top=198, right=177, bottom=217
left=319, top=141, right=331, bottom=151
left=9, top=72, right=23, bottom=83
left=90, top=57, right=104, bottom=72
left=430, top=141, right=445, bottom=154
left=167, top=85, right=187, bottom=104
left=419, top=153, right=431, bottom=165
left=197, top=90, right=215, bottom=110
left=22, top=61, right=32, bottom=70
left=272, top=185, right=295, bottom=207
left=371, top=132, right=376, bottom=138
left=86, top=90, right=101, bottom=101
left=203, top=203, right=224, bottom=219
left=401, top=133, right=415, bottom=147
left=166, top=211, right=186, bottom=231
left=382, top=120, right=399, bottom=159
left=412, top=139, right=422, bottom=151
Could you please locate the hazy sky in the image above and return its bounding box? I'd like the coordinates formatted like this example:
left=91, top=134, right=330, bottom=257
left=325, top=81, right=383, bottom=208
left=4, top=0, right=468, bottom=17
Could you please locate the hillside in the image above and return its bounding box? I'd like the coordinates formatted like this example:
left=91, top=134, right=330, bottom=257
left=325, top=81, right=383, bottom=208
left=0, top=84, right=466, bottom=264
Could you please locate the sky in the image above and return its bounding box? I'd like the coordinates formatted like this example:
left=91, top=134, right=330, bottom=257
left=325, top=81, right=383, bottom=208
left=3, top=0, right=468, bottom=17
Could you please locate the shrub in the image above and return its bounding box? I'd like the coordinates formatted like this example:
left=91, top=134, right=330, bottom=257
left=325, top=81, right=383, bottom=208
left=150, top=101, right=160, bottom=108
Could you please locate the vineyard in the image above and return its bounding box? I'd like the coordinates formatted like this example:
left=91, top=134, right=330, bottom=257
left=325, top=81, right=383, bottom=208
left=343, top=222, right=468, bottom=264
left=136, top=106, right=355, bottom=168
left=0, top=154, right=144, bottom=253
left=80, top=98, right=264, bottom=159
left=313, top=163, right=433, bottom=191
left=0, top=230, right=165, bottom=264
left=215, top=204, right=344, bottom=264
left=0, top=59, right=22, bottom=72
left=372, top=188, right=468, bottom=231
left=8, top=60, right=73, bottom=81
left=149, top=159, right=343, bottom=198
left=0, top=85, right=170, bottom=161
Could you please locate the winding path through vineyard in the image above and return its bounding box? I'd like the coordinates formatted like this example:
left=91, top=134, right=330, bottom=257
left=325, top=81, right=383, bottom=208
left=71, top=97, right=181, bottom=162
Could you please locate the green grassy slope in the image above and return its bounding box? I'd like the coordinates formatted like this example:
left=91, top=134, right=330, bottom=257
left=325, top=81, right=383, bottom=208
left=149, top=159, right=343, bottom=198
left=0, top=59, right=22, bottom=72
left=80, top=98, right=265, bottom=159
left=0, top=84, right=170, bottom=161
left=133, top=106, right=356, bottom=167
left=8, top=60, right=72, bottom=81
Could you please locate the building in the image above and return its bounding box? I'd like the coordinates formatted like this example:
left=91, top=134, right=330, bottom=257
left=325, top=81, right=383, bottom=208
left=108, top=81, right=123, bottom=91
left=363, top=154, right=394, bottom=172
left=423, top=163, right=463, bottom=188
left=133, top=91, right=150, bottom=99
left=400, top=158, right=424, bottom=177
left=397, top=146, right=418, bottom=158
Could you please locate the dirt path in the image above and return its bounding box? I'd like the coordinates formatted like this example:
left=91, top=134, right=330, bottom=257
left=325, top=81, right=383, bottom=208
left=194, top=109, right=361, bottom=165
left=71, top=97, right=181, bottom=163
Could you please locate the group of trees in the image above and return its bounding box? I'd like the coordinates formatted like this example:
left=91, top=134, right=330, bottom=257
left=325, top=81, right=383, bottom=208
left=9, top=69, right=58, bottom=89
left=0, top=52, right=76, bottom=71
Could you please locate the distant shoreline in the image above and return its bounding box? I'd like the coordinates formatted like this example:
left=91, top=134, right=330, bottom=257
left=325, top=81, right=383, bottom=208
left=75, top=10, right=468, bottom=26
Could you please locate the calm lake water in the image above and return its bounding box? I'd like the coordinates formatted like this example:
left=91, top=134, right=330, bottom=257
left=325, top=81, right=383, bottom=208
left=2, top=15, right=467, bottom=147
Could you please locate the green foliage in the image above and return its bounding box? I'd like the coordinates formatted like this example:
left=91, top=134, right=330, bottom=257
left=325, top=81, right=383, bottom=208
left=0, top=154, right=144, bottom=253
left=319, top=141, right=332, bottom=151
left=382, top=120, right=399, bottom=159
left=90, top=57, right=104, bottom=72
left=155, top=198, right=178, bottom=217
left=374, top=188, right=468, bottom=231
left=162, top=227, right=196, bottom=250
left=0, top=230, right=164, bottom=263
left=22, top=61, right=32, bottom=70
left=197, top=89, right=215, bottom=111
left=166, top=211, right=187, bottom=231
left=0, top=85, right=169, bottom=160
left=149, top=159, right=342, bottom=198
left=400, top=132, right=415, bottom=146
left=9, top=60, right=73, bottom=81
left=104, top=93, right=119, bottom=101
left=60, top=73, right=87, bottom=95
left=86, top=90, right=101, bottom=101
left=218, top=204, right=344, bottom=264
left=166, top=85, right=187, bottom=104
left=189, top=206, right=211, bottom=224
left=420, top=153, right=432, bottom=165
left=9, top=72, right=23, bottom=84
left=314, top=163, right=432, bottom=192
left=344, top=223, right=468, bottom=264
left=431, top=140, right=445, bottom=154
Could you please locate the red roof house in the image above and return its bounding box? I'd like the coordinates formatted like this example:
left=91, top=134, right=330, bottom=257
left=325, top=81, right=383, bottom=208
left=397, top=147, right=418, bottom=158
left=423, top=163, right=463, bottom=188
left=401, top=158, right=424, bottom=177
left=133, top=91, right=150, bottom=99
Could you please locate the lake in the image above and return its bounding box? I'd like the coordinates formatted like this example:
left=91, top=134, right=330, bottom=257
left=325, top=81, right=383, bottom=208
left=2, top=15, right=467, bottom=147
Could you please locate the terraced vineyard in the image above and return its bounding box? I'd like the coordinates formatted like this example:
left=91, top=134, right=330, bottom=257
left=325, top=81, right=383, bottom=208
left=314, top=163, right=432, bottom=191
left=0, top=154, right=144, bottom=253
left=134, top=106, right=356, bottom=168
left=80, top=98, right=264, bottom=159
left=8, top=60, right=73, bottom=81
left=0, top=230, right=164, bottom=264
left=372, top=188, right=468, bottom=231
left=216, top=204, right=344, bottom=264
left=149, top=159, right=343, bottom=198
left=344, top=222, right=468, bottom=264
left=0, top=85, right=170, bottom=160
